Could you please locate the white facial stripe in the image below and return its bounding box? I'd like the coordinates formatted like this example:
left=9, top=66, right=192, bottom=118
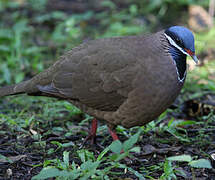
left=164, top=33, right=187, bottom=83
left=164, top=33, right=189, bottom=56
left=171, top=58, right=186, bottom=83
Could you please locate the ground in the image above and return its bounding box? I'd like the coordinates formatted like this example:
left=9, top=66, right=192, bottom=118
left=0, top=1, right=215, bottom=179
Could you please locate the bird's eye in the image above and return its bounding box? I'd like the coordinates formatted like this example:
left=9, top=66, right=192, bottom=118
left=176, top=38, right=180, bottom=44
left=175, top=37, right=184, bottom=47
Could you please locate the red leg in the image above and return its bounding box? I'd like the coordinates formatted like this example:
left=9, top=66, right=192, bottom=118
left=108, top=127, right=119, bottom=141
left=108, top=127, right=124, bottom=153
left=90, top=118, right=98, bottom=144
left=81, top=118, right=98, bottom=146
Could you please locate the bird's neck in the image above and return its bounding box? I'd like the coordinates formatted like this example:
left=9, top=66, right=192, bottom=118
left=169, top=46, right=187, bottom=82
left=160, top=32, right=187, bottom=82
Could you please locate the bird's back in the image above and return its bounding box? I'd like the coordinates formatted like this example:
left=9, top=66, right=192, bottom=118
left=0, top=30, right=184, bottom=128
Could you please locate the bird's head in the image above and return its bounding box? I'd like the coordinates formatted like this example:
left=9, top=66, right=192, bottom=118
left=164, top=26, right=198, bottom=64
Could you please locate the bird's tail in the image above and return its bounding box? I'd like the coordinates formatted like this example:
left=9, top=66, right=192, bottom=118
left=0, top=81, right=29, bottom=97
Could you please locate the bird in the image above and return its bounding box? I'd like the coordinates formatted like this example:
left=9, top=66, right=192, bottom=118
left=0, top=26, right=198, bottom=144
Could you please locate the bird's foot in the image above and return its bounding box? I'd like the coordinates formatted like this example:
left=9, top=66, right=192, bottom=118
left=81, top=133, right=96, bottom=146
left=80, top=118, right=98, bottom=148
left=108, top=126, right=126, bottom=154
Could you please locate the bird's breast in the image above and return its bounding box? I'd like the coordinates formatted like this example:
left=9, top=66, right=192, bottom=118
left=130, top=53, right=184, bottom=125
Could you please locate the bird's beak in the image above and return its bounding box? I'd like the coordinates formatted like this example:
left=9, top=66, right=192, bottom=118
left=185, top=49, right=199, bottom=64
left=190, top=54, right=198, bottom=64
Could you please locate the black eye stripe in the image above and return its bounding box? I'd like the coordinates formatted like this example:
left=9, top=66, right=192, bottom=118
left=164, top=29, right=185, bottom=48
left=174, top=37, right=181, bottom=44
left=174, top=37, right=184, bottom=48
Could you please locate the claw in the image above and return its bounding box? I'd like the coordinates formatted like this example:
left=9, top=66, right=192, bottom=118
left=80, top=118, right=98, bottom=148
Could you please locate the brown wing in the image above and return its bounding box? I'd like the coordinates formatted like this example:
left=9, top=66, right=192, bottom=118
left=37, top=37, right=141, bottom=111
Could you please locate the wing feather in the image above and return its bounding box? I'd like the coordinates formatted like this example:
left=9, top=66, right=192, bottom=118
left=37, top=37, right=141, bottom=111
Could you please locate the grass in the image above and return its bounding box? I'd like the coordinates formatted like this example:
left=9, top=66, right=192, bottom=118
left=0, top=0, right=215, bottom=179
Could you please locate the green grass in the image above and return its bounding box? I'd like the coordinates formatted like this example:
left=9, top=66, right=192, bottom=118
left=0, top=0, right=214, bottom=179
